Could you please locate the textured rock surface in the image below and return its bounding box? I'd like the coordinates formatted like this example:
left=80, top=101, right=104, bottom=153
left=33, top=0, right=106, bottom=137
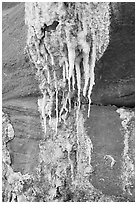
left=84, top=105, right=135, bottom=201
left=2, top=107, right=135, bottom=202
left=2, top=2, right=135, bottom=202
left=92, top=3, right=135, bottom=107
left=2, top=2, right=43, bottom=176
left=3, top=98, right=44, bottom=174
left=2, top=2, right=41, bottom=101
left=2, top=112, right=31, bottom=202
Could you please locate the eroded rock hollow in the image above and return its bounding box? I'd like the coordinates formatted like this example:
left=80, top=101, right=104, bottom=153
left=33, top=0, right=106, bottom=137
left=2, top=2, right=135, bottom=202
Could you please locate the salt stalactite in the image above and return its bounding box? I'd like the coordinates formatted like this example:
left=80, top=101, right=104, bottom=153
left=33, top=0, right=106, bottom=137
left=62, top=63, right=66, bottom=83
left=65, top=59, right=69, bottom=80
left=68, top=48, right=75, bottom=109
left=59, top=55, right=68, bottom=82
left=72, top=68, right=75, bottom=91
left=87, top=29, right=96, bottom=117
left=43, top=64, right=51, bottom=84
left=48, top=90, right=53, bottom=123
left=65, top=30, right=76, bottom=110
left=77, top=27, right=90, bottom=98
left=82, top=53, right=90, bottom=98
left=66, top=39, right=76, bottom=83
left=75, top=57, right=81, bottom=113
left=54, top=70, right=59, bottom=134
left=41, top=91, right=47, bottom=134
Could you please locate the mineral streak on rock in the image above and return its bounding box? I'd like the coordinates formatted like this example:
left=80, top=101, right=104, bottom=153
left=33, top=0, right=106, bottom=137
left=116, top=108, right=135, bottom=198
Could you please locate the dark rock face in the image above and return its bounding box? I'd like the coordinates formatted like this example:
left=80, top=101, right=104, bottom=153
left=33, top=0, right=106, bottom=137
left=2, top=3, right=43, bottom=175
left=92, top=2, right=135, bottom=107
left=84, top=105, right=135, bottom=201
left=3, top=97, right=44, bottom=174
left=92, top=78, right=134, bottom=107
left=86, top=106, right=122, bottom=195
left=2, top=2, right=20, bottom=10
left=2, top=3, right=41, bottom=101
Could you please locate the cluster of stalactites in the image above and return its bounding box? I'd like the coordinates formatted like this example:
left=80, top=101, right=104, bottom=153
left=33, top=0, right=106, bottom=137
left=64, top=25, right=97, bottom=117
left=62, top=2, right=110, bottom=117
left=25, top=2, right=110, bottom=133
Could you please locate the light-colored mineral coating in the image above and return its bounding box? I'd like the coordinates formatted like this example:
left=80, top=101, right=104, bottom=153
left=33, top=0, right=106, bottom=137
left=24, top=3, right=123, bottom=201
left=25, top=2, right=110, bottom=132
left=75, top=110, right=93, bottom=183
left=37, top=108, right=97, bottom=200
left=116, top=108, right=135, bottom=196
left=75, top=57, right=81, bottom=111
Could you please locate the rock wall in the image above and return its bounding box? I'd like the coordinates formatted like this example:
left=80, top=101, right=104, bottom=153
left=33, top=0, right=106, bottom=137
left=2, top=2, right=135, bottom=202
left=2, top=107, right=135, bottom=201
left=2, top=112, right=31, bottom=202
left=84, top=106, right=135, bottom=201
